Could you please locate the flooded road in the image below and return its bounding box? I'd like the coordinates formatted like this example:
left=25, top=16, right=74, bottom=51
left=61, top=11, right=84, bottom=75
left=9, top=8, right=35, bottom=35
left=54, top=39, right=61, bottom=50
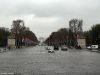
left=0, top=46, right=100, bottom=75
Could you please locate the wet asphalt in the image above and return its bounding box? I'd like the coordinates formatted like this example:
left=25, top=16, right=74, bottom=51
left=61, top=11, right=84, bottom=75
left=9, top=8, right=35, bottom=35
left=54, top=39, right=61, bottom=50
left=0, top=46, right=100, bottom=75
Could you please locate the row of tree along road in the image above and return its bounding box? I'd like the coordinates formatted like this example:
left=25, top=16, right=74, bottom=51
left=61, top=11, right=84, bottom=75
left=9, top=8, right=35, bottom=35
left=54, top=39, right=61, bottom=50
left=44, top=19, right=100, bottom=49
left=0, top=19, right=39, bottom=49
left=0, top=18, right=100, bottom=50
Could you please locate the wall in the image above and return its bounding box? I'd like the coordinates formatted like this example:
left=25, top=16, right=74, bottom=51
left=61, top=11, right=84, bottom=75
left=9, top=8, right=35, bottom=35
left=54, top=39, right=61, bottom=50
left=8, top=38, right=15, bottom=48
left=77, top=39, right=86, bottom=48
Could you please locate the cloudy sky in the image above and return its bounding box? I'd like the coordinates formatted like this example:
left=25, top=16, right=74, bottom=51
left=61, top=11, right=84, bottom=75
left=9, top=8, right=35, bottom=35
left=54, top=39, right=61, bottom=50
left=0, top=0, right=100, bottom=38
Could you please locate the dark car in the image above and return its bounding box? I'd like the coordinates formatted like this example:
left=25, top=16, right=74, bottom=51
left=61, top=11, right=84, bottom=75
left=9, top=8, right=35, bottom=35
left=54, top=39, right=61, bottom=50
left=53, top=46, right=59, bottom=50
left=75, top=45, right=82, bottom=50
left=48, top=49, right=55, bottom=53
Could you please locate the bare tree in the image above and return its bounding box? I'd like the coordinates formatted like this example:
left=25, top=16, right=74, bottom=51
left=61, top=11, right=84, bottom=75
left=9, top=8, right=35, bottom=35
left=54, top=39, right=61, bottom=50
left=11, top=19, right=25, bottom=48
left=69, top=19, right=83, bottom=34
left=69, top=19, right=83, bottom=46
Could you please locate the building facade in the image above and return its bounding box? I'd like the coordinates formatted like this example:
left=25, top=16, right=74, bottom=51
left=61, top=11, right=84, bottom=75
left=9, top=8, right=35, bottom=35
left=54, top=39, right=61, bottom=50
left=77, top=38, right=86, bottom=48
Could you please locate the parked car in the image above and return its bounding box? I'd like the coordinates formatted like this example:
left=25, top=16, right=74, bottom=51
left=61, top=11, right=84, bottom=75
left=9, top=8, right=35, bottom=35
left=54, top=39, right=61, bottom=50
left=75, top=45, right=82, bottom=49
left=61, top=45, right=68, bottom=51
left=45, top=46, right=52, bottom=50
left=87, top=46, right=92, bottom=50
left=91, top=45, right=98, bottom=49
left=53, top=45, right=59, bottom=50
left=48, top=49, right=55, bottom=53
left=87, top=45, right=98, bottom=50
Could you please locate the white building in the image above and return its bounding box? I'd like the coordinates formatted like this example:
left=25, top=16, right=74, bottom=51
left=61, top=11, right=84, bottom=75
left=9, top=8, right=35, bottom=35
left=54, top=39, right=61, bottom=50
left=7, top=35, right=16, bottom=48
left=77, top=38, right=86, bottom=48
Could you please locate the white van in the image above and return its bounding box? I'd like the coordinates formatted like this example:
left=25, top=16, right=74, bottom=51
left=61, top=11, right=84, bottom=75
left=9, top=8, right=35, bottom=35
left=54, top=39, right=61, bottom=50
left=87, top=45, right=98, bottom=50
left=91, top=45, right=98, bottom=49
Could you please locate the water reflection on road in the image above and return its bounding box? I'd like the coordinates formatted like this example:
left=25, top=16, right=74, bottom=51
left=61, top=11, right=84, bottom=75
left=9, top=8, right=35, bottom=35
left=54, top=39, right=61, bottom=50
left=0, top=46, right=100, bottom=75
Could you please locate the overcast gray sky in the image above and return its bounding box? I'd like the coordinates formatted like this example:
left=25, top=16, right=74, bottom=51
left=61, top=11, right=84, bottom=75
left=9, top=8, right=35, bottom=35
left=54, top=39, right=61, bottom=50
left=0, top=0, right=100, bottom=38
